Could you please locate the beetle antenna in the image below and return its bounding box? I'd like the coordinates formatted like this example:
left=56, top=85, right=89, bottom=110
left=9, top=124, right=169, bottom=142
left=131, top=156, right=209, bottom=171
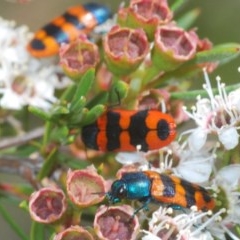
left=91, top=191, right=106, bottom=196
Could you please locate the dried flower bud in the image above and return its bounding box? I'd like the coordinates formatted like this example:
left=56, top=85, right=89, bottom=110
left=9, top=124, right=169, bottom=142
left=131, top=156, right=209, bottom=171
left=118, top=0, right=173, bottom=40
left=103, top=26, right=149, bottom=76
left=152, top=25, right=198, bottom=71
left=60, top=34, right=99, bottom=81
left=29, top=187, right=67, bottom=223
left=66, top=166, right=106, bottom=207
left=94, top=205, right=139, bottom=240
left=53, top=225, right=94, bottom=240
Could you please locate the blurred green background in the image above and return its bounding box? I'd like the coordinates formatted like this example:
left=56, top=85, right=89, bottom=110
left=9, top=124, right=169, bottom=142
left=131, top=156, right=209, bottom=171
left=0, top=0, right=239, bottom=239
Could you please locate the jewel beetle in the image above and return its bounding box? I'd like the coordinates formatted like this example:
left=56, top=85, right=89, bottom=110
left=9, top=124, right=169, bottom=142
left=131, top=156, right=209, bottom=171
left=107, top=170, right=215, bottom=213
left=27, top=3, right=111, bottom=57
left=81, top=109, right=176, bottom=152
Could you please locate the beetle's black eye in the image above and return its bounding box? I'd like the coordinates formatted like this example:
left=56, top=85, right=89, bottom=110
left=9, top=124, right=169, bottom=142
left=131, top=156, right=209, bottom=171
left=111, top=180, right=127, bottom=199
left=117, top=185, right=127, bottom=198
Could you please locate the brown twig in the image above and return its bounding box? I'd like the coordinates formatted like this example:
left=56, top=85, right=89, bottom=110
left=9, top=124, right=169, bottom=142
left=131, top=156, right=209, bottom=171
left=0, top=127, right=44, bottom=150
left=0, top=155, right=43, bottom=189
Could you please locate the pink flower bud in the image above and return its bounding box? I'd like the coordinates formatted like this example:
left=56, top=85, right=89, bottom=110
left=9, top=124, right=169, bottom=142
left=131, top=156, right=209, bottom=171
left=103, top=26, right=149, bottom=76
left=66, top=166, right=106, bottom=207
left=53, top=225, right=94, bottom=240
left=29, top=187, right=67, bottom=223
left=118, top=0, right=173, bottom=40
left=152, top=25, right=198, bottom=71
left=59, top=34, right=100, bottom=81
left=94, top=205, right=139, bottom=240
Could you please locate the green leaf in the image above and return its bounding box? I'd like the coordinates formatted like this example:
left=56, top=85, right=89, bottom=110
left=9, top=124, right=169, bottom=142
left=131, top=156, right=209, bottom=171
left=69, top=96, right=86, bottom=113
left=51, top=105, right=69, bottom=116
left=177, top=8, right=201, bottom=29
left=80, top=104, right=106, bottom=126
left=170, top=0, right=186, bottom=12
left=71, top=69, right=95, bottom=104
left=60, top=83, right=77, bottom=102
left=28, top=106, right=51, bottom=121
left=68, top=108, right=88, bottom=125
left=195, top=43, right=240, bottom=64
left=0, top=200, right=28, bottom=240
left=19, top=200, right=29, bottom=211
left=234, top=224, right=240, bottom=239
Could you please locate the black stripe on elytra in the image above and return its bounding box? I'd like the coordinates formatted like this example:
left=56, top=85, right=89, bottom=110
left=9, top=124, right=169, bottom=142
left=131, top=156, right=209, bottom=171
left=62, top=12, right=85, bottom=30
left=128, top=110, right=149, bottom=151
left=106, top=111, right=122, bottom=151
left=199, top=186, right=213, bottom=204
left=42, top=24, right=69, bottom=44
left=160, top=174, right=176, bottom=197
left=180, top=179, right=197, bottom=208
left=157, top=119, right=170, bottom=140
left=29, top=39, right=45, bottom=50
left=81, top=122, right=99, bottom=150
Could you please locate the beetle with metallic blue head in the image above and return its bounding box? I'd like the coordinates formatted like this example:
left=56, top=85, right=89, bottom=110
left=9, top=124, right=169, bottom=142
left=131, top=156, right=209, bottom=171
left=106, top=171, right=215, bottom=214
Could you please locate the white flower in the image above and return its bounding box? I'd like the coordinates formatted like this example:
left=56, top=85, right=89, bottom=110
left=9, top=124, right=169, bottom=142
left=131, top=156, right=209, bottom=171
left=173, top=150, right=213, bottom=184
left=203, top=164, right=240, bottom=240
left=0, top=17, right=71, bottom=110
left=184, top=69, right=240, bottom=150
left=115, top=151, right=147, bottom=165
left=142, top=206, right=215, bottom=240
left=215, top=164, right=240, bottom=224
left=170, top=140, right=214, bottom=184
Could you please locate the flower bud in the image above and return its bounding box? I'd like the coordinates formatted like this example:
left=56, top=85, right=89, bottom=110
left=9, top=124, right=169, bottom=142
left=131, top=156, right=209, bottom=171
left=59, top=34, right=100, bottom=81
left=103, top=26, right=149, bottom=76
left=66, top=165, right=106, bottom=207
left=94, top=205, right=139, bottom=240
left=29, top=187, right=67, bottom=223
left=118, top=0, right=173, bottom=40
left=53, top=225, right=94, bottom=240
left=152, top=25, right=198, bottom=71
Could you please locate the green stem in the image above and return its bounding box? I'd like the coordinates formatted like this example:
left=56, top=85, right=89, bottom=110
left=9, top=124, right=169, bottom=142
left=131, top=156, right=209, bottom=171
left=37, top=147, right=57, bottom=180
left=0, top=202, right=28, bottom=240
left=72, top=209, right=82, bottom=225
left=122, top=77, right=143, bottom=109
left=30, top=221, right=44, bottom=240
left=123, top=63, right=160, bottom=108
left=141, top=63, right=161, bottom=86
left=170, top=83, right=240, bottom=100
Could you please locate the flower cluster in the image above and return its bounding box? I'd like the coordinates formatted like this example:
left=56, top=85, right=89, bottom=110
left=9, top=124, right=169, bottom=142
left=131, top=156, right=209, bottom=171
left=184, top=68, right=240, bottom=151
left=113, top=69, right=240, bottom=239
left=0, top=18, right=70, bottom=110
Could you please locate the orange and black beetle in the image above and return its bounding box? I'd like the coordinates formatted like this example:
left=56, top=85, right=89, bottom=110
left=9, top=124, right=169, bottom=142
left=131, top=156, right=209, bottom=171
left=27, top=3, right=111, bottom=57
left=81, top=109, right=176, bottom=152
left=107, top=170, right=215, bottom=213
